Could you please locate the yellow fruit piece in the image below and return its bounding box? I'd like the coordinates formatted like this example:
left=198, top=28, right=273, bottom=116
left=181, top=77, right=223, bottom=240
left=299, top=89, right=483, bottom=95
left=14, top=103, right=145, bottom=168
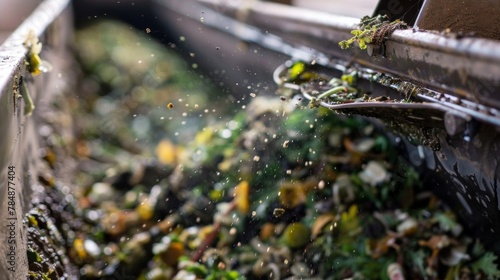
left=136, top=202, right=154, bottom=220
left=28, top=53, right=42, bottom=75
left=160, top=242, right=185, bottom=266
left=234, top=181, right=250, bottom=214
left=156, top=139, right=177, bottom=165
left=282, top=222, right=311, bottom=249
left=288, top=62, right=305, bottom=80
left=28, top=215, right=38, bottom=227
left=209, top=189, right=225, bottom=201
left=73, top=238, right=87, bottom=261
left=217, top=159, right=232, bottom=172
left=195, top=128, right=213, bottom=144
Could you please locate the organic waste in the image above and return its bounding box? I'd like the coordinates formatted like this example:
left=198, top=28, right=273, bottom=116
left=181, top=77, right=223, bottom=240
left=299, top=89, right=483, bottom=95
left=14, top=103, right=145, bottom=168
left=26, top=21, right=500, bottom=280
left=338, top=15, right=407, bottom=51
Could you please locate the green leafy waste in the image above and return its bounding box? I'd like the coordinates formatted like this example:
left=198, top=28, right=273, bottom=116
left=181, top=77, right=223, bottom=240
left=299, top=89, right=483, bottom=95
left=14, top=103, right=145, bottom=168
left=339, top=15, right=407, bottom=50
left=472, top=252, right=500, bottom=279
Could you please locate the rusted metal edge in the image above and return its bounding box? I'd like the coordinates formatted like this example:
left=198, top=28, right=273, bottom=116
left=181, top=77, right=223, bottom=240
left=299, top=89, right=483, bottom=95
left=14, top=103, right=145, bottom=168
left=192, top=0, right=500, bottom=110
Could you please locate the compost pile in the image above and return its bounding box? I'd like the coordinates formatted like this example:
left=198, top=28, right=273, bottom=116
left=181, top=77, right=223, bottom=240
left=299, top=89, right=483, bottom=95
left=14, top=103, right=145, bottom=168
left=26, top=21, right=500, bottom=280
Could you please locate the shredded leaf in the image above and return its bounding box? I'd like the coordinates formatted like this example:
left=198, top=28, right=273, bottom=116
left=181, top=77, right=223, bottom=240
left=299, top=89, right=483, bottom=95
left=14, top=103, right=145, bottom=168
left=434, top=212, right=458, bottom=232
left=472, top=240, right=486, bottom=258
left=288, top=61, right=305, bottom=80
left=471, top=252, right=500, bottom=279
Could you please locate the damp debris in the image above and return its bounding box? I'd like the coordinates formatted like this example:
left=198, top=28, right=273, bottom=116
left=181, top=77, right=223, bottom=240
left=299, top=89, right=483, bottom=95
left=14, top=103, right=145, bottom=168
left=23, top=29, right=52, bottom=75
left=339, top=15, right=407, bottom=50
left=19, top=30, right=53, bottom=117
left=25, top=20, right=500, bottom=280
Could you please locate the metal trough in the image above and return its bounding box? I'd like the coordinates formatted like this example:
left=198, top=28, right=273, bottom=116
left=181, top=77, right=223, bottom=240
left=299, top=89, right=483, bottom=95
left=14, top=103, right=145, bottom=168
left=0, top=0, right=72, bottom=278
left=0, top=0, right=500, bottom=277
left=151, top=0, right=500, bottom=253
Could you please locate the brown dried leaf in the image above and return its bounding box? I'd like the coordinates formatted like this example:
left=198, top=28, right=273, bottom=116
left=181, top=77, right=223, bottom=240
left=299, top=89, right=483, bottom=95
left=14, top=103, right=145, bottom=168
left=311, top=213, right=336, bottom=238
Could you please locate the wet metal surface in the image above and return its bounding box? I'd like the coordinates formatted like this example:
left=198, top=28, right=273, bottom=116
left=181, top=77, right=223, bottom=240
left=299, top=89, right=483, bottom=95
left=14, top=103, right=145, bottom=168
left=404, top=126, right=500, bottom=252
left=374, top=0, right=424, bottom=24
left=0, top=0, right=71, bottom=278
left=155, top=0, right=500, bottom=254
left=415, top=0, right=500, bottom=40
left=157, top=0, right=500, bottom=124
left=194, top=0, right=500, bottom=112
